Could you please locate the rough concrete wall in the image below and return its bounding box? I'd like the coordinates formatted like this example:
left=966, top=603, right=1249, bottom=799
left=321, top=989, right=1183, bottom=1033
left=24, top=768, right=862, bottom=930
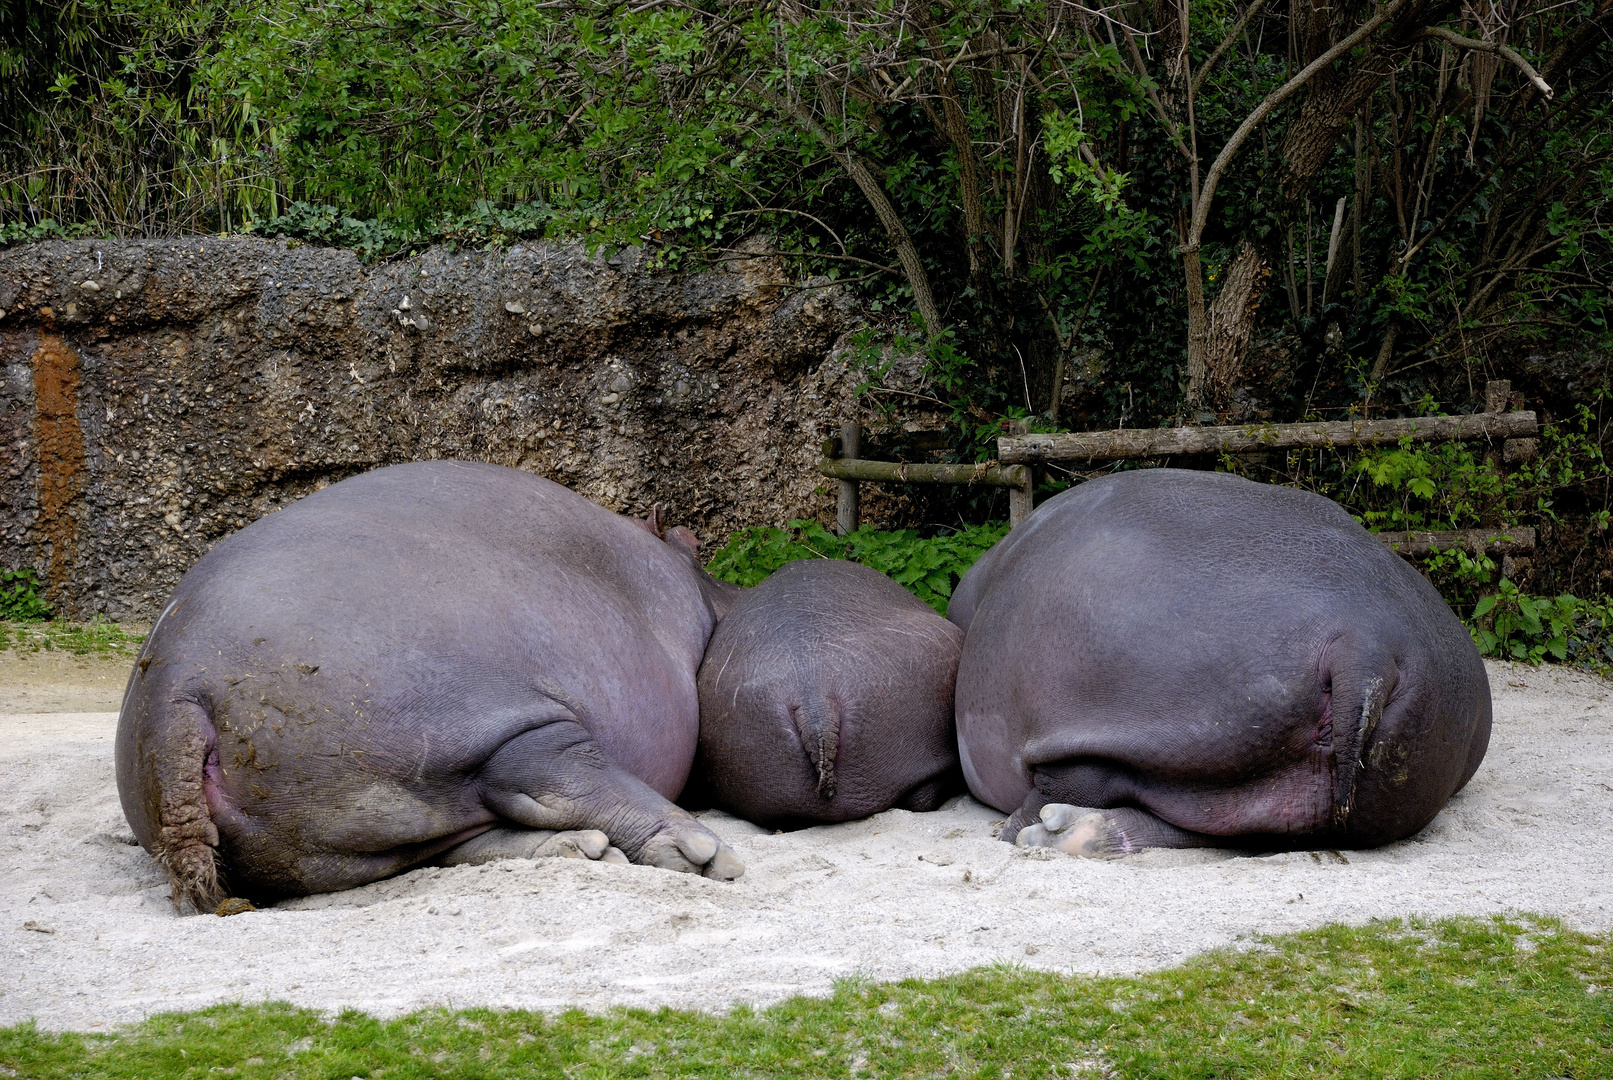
left=0, top=238, right=930, bottom=621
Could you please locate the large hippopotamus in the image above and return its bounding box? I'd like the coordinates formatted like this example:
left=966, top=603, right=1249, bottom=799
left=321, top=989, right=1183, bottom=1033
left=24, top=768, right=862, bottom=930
left=116, top=461, right=744, bottom=911
left=947, top=468, right=1491, bottom=856
left=692, top=559, right=963, bottom=826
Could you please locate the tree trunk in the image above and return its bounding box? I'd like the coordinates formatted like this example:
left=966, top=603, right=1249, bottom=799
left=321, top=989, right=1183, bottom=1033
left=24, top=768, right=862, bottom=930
left=1183, top=244, right=1210, bottom=412
left=761, top=86, right=946, bottom=338
left=1188, top=0, right=1460, bottom=386
left=1204, top=240, right=1272, bottom=411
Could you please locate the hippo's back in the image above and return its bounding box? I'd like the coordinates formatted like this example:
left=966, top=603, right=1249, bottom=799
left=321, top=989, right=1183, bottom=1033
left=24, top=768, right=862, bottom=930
left=695, top=559, right=963, bottom=824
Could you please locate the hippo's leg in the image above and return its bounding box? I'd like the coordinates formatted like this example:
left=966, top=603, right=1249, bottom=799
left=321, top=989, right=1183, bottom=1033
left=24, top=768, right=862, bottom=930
left=479, top=713, right=743, bottom=880
left=438, top=827, right=629, bottom=867
left=999, top=759, right=1224, bottom=857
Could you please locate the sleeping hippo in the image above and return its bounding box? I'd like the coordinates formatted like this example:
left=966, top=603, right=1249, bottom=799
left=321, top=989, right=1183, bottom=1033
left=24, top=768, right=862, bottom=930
left=947, top=468, right=1491, bottom=856
left=692, top=559, right=964, bottom=826
left=116, top=460, right=744, bottom=911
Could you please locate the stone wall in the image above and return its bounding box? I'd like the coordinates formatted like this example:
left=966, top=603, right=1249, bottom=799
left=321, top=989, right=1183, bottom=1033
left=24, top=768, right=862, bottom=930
left=1, top=238, right=933, bottom=621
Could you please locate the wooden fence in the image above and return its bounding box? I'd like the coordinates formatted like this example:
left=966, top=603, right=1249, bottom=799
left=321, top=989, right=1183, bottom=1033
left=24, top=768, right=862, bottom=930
left=819, top=380, right=1539, bottom=563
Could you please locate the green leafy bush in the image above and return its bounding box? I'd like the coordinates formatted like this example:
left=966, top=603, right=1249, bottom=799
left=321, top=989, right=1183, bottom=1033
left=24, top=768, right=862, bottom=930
left=1470, top=583, right=1613, bottom=670
left=706, top=520, right=1010, bottom=614
left=1350, top=439, right=1504, bottom=533
left=1473, top=581, right=1577, bottom=662
left=0, top=568, right=51, bottom=621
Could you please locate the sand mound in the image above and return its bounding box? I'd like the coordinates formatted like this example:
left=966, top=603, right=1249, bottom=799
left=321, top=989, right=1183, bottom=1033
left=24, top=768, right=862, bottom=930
left=2, top=659, right=1609, bottom=1031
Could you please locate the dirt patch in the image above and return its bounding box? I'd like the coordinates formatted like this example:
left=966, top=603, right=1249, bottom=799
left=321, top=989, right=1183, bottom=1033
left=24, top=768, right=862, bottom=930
left=0, top=649, right=132, bottom=713
left=1, top=660, right=1608, bottom=1032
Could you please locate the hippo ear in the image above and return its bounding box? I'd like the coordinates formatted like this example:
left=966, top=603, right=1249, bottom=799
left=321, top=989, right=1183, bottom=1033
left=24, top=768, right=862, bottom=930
left=634, top=504, right=667, bottom=540
left=666, top=525, right=700, bottom=557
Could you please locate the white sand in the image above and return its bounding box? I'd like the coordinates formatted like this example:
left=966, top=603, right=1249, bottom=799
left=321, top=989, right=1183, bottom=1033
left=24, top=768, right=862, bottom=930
left=2, top=659, right=1609, bottom=1032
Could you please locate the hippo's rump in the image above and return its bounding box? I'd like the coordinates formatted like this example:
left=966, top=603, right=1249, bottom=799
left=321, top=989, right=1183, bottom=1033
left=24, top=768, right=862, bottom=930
left=116, top=461, right=714, bottom=896
left=949, top=468, right=1490, bottom=847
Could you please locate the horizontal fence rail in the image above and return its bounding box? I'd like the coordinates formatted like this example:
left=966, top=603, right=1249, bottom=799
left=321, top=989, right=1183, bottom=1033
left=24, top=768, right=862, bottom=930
left=998, top=411, right=1538, bottom=465
left=818, top=422, right=1034, bottom=530
left=1375, top=527, right=1536, bottom=556
left=818, top=457, right=1030, bottom=487
left=818, top=383, right=1536, bottom=550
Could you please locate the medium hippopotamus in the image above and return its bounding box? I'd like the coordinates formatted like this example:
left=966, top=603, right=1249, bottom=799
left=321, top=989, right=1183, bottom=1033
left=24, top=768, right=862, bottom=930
left=947, top=468, right=1490, bottom=856
left=116, top=460, right=744, bottom=911
left=692, top=559, right=964, bottom=826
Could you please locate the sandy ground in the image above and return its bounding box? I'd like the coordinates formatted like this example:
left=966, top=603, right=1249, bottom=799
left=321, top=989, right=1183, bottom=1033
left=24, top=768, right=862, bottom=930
left=2, top=655, right=1609, bottom=1032
left=0, top=649, right=136, bottom=714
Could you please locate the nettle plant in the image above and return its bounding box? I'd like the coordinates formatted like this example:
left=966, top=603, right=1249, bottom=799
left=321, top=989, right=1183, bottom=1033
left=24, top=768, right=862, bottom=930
left=1471, top=582, right=1580, bottom=664
left=0, top=568, right=51, bottom=622
left=706, top=520, right=1009, bottom=615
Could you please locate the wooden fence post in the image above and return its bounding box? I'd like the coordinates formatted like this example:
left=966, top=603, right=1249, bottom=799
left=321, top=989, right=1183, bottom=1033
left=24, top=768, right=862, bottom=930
left=1484, top=380, right=1510, bottom=414
left=837, top=420, right=861, bottom=535
left=1005, top=419, right=1035, bottom=528
left=1486, top=378, right=1538, bottom=466
left=1484, top=379, right=1536, bottom=581
left=1008, top=474, right=1034, bottom=528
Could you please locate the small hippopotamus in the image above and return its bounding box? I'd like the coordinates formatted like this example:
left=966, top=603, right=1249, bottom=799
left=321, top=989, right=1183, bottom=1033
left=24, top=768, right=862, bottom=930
left=947, top=468, right=1490, bottom=856
left=116, top=461, right=744, bottom=911
left=692, top=559, right=964, bottom=826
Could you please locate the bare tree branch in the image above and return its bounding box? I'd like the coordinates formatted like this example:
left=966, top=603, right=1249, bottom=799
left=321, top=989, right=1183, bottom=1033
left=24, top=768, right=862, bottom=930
left=1191, top=0, right=1269, bottom=97
left=1187, top=0, right=1415, bottom=250
left=1418, top=25, right=1553, bottom=99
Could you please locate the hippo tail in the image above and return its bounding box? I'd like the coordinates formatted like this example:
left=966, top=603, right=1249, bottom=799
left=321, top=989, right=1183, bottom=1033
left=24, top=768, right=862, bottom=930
left=790, top=697, right=842, bottom=801
left=117, top=691, right=228, bottom=914
left=1323, top=639, right=1395, bottom=833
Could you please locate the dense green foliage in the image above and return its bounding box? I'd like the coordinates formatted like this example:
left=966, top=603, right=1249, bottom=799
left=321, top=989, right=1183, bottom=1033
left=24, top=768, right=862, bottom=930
left=3, top=916, right=1609, bottom=1078
left=0, top=567, right=51, bottom=621
left=5, top=0, right=1609, bottom=630
left=6, top=0, right=1609, bottom=427
left=707, top=519, right=1009, bottom=614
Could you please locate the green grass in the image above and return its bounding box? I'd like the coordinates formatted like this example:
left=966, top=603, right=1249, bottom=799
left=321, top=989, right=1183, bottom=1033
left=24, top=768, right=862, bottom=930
left=2, top=916, right=1607, bottom=1078
left=0, top=619, right=149, bottom=656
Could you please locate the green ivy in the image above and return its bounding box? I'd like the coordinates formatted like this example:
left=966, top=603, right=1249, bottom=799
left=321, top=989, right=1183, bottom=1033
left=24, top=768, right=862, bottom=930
left=706, top=520, right=1010, bottom=615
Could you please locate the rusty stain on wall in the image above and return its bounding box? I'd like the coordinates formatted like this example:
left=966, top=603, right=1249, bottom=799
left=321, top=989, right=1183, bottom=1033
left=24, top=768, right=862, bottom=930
left=29, top=323, right=86, bottom=604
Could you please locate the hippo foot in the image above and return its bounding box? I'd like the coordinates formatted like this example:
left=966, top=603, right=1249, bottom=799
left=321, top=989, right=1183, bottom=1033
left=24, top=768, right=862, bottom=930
left=1015, top=804, right=1130, bottom=859
left=639, top=819, right=746, bottom=880
left=439, top=827, right=614, bottom=867
left=1011, top=804, right=1219, bottom=857
left=479, top=717, right=745, bottom=881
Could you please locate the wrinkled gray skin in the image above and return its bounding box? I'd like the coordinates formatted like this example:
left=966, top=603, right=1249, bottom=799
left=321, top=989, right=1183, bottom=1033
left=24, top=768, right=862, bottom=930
left=948, top=469, right=1491, bottom=857
left=116, top=461, right=745, bottom=911
left=693, top=559, right=964, bottom=826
